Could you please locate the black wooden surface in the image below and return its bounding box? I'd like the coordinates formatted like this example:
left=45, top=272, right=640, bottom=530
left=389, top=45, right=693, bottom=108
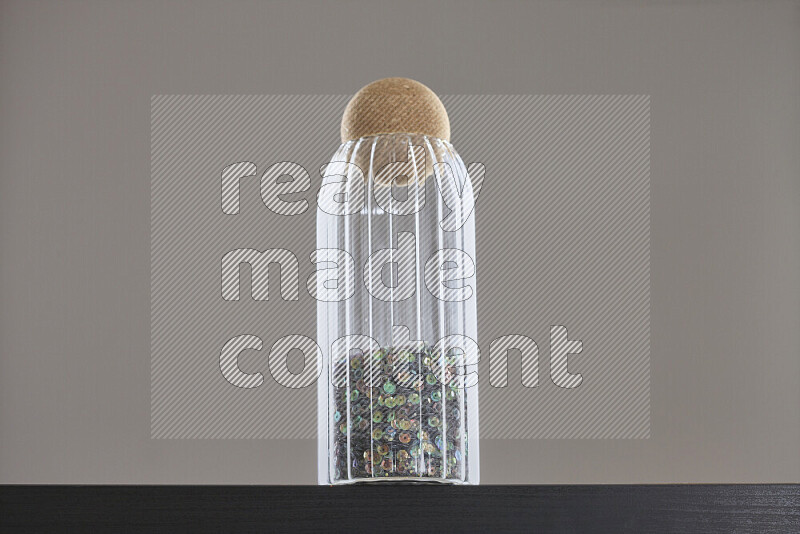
left=1, top=485, right=798, bottom=532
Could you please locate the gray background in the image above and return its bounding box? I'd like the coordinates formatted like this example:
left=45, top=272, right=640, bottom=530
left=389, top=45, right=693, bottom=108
left=1, top=0, right=798, bottom=484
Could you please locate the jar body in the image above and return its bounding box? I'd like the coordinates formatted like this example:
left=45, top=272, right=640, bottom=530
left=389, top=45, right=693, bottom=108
left=316, top=134, right=479, bottom=484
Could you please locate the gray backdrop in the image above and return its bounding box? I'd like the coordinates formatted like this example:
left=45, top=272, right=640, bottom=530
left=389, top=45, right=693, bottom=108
left=1, top=0, right=798, bottom=484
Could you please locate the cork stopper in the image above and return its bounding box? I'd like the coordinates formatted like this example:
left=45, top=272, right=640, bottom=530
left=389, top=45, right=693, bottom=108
left=341, top=78, right=450, bottom=142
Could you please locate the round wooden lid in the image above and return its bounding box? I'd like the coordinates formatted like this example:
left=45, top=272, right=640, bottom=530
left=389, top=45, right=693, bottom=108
left=341, top=78, right=450, bottom=142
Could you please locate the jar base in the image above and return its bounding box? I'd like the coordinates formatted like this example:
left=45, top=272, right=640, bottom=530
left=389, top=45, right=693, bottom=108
left=329, top=476, right=473, bottom=486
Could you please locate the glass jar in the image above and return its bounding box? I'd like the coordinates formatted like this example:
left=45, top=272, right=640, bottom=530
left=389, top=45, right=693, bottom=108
left=316, top=133, right=479, bottom=484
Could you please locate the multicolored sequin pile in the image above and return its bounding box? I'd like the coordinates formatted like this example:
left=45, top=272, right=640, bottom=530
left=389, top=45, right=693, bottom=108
left=332, top=346, right=468, bottom=482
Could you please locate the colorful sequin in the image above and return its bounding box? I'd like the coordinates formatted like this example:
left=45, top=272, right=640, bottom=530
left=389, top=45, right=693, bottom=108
left=332, top=346, right=468, bottom=481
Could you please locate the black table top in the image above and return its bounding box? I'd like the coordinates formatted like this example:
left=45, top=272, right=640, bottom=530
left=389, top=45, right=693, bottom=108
left=2, top=484, right=798, bottom=532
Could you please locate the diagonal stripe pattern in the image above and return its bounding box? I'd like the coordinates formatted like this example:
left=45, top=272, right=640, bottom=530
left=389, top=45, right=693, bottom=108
left=151, top=95, right=650, bottom=439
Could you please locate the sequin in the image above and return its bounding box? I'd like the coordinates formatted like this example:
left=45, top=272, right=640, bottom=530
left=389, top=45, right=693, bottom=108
left=372, top=428, right=383, bottom=440
left=428, top=416, right=440, bottom=427
left=399, top=432, right=411, bottom=444
left=395, top=371, right=411, bottom=384
left=334, top=411, right=342, bottom=422
left=383, top=381, right=397, bottom=394
left=431, top=390, right=442, bottom=402
left=377, top=444, right=389, bottom=456
left=408, top=393, right=420, bottom=404
left=372, top=411, right=384, bottom=423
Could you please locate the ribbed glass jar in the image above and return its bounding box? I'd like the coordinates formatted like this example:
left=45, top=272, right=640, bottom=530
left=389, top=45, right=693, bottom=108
left=316, top=134, right=479, bottom=484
